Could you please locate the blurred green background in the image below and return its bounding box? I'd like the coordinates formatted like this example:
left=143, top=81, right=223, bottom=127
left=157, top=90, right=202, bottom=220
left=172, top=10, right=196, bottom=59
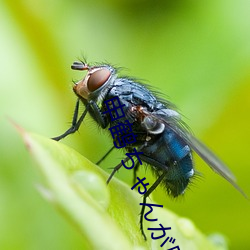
left=1, top=0, right=250, bottom=249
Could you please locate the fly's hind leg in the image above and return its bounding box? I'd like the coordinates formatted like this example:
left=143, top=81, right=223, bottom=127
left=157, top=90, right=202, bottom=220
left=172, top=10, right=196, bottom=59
left=139, top=171, right=167, bottom=240
left=133, top=161, right=140, bottom=185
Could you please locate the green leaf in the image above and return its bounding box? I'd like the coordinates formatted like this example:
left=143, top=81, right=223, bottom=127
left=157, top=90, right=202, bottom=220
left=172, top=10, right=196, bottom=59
left=19, top=128, right=227, bottom=250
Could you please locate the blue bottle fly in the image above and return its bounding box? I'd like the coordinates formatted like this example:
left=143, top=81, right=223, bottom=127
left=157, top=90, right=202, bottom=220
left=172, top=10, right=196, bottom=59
left=52, top=60, right=246, bottom=239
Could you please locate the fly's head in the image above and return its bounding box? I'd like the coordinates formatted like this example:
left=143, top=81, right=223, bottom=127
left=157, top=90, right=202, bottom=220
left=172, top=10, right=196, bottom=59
left=72, top=61, right=116, bottom=101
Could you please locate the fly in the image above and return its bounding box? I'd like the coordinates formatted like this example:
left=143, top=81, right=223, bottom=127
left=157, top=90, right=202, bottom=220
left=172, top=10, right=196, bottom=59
left=52, top=60, right=246, bottom=239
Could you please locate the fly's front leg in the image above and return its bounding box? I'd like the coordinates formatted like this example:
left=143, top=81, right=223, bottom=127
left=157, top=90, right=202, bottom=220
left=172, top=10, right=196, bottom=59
left=52, top=99, right=89, bottom=141
left=89, top=100, right=108, bottom=129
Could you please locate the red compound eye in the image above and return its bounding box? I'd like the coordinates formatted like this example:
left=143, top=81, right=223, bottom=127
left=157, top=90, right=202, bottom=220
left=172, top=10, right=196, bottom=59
left=87, top=68, right=111, bottom=92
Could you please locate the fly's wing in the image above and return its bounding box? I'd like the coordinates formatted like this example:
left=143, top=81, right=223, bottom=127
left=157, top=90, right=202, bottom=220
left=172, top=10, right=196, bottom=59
left=181, top=131, right=248, bottom=198
left=151, top=109, right=247, bottom=198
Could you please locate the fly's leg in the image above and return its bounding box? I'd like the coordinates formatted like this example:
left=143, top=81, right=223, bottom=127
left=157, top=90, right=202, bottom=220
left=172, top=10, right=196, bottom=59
left=52, top=99, right=108, bottom=141
left=89, top=100, right=107, bottom=129
left=107, top=145, right=144, bottom=184
left=140, top=171, right=167, bottom=240
left=96, top=146, right=115, bottom=165
left=52, top=99, right=90, bottom=141
left=106, top=156, right=130, bottom=184
left=106, top=153, right=140, bottom=185
left=133, top=162, right=140, bottom=185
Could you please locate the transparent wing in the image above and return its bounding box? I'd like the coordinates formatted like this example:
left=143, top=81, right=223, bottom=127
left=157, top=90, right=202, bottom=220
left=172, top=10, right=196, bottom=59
left=146, top=109, right=247, bottom=198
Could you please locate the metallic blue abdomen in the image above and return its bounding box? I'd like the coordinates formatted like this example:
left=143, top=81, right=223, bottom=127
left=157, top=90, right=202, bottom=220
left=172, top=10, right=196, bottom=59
left=140, top=128, right=193, bottom=197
